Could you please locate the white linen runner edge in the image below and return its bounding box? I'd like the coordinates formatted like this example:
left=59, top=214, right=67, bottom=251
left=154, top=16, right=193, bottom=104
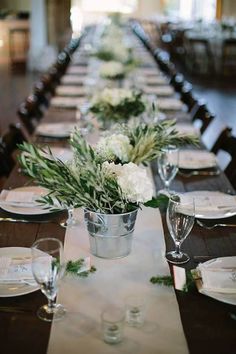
left=47, top=207, right=189, bottom=354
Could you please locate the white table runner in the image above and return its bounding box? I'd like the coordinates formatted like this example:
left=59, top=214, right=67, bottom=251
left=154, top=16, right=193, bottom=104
left=47, top=207, right=188, bottom=354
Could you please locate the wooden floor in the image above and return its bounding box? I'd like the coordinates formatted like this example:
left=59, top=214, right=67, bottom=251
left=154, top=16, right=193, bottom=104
left=0, top=63, right=37, bottom=133
left=0, top=61, right=236, bottom=140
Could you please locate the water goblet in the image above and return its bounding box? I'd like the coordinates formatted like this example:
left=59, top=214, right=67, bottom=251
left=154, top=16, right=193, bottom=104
left=31, top=237, right=66, bottom=322
left=158, top=146, right=179, bottom=193
left=166, top=194, right=195, bottom=264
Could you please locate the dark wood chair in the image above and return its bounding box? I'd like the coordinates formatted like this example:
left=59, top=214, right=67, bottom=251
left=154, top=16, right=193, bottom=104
left=211, top=127, right=236, bottom=188
left=190, top=100, right=215, bottom=134
left=0, top=123, right=27, bottom=181
left=222, top=38, right=236, bottom=75
left=180, top=82, right=197, bottom=112
left=184, top=37, right=215, bottom=75
left=17, top=94, right=43, bottom=135
left=9, top=27, right=29, bottom=71
left=170, top=73, right=184, bottom=93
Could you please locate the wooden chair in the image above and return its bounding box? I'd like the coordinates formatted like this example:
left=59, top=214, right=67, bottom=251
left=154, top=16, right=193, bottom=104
left=170, top=73, right=184, bottom=93
left=222, top=38, right=236, bottom=76
left=184, top=37, right=214, bottom=75
left=9, top=27, right=29, bottom=71
left=17, top=94, right=43, bottom=135
left=211, top=127, right=236, bottom=188
left=180, top=83, right=197, bottom=112
left=0, top=123, right=27, bottom=180
left=190, top=100, right=215, bottom=134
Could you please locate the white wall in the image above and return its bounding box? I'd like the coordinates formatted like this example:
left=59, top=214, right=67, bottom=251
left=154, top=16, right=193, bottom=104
left=222, top=0, right=236, bottom=17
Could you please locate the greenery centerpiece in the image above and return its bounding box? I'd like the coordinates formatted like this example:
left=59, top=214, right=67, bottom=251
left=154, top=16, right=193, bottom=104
left=18, top=120, right=198, bottom=213
left=99, top=61, right=127, bottom=80
left=89, top=87, right=146, bottom=128
left=18, top=121, right=197, bottom=258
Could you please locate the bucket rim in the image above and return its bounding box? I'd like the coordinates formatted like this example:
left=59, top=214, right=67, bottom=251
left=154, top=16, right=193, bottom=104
left=83, top=207, right=139, bottom=217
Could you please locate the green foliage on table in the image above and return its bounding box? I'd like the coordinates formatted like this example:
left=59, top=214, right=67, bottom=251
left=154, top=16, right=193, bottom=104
left=90, top=91, right=146, bottom=123
left=66, top=259, right=96, bottom=277
left=118, top=120, right=199, bottom=165
left=150, top=270, right=195, bottom=292
left=18, top=120, right=198, bottom=213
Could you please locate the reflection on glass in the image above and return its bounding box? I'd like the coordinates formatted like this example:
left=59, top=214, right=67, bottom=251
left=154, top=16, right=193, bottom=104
left=158, top=146, right=179, bottom=193
left=166, top=194, right=195, bottom=264
left=31, top=238, right=66, bottom=322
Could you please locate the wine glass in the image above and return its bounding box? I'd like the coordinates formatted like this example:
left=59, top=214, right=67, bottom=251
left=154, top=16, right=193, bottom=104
left=158, top=146, right=179, bottom=193
left=31, top=237, right=66, bottom=322
left=166, top=194, right=195, bottom=264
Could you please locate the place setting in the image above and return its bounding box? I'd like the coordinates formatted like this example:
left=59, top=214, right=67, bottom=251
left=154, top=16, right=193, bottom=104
left=35, top=122, right=77, bottom=138
left=178, top=149, right=220, bottom=177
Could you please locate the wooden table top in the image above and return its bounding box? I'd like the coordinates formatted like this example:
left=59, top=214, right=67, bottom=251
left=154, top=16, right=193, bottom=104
left=1, top=40, right=236, bottom=354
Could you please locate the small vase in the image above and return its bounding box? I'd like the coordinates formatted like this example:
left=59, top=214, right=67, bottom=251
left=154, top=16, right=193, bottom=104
left=84, top=209, right=138, bottom=259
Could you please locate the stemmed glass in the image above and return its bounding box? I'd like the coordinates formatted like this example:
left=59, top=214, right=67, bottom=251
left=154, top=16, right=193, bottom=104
left=31, top=238, right=66, bottom=322
left=158, top=146, right=179, bottom=193
left=166, top=194, right=195, bottom=264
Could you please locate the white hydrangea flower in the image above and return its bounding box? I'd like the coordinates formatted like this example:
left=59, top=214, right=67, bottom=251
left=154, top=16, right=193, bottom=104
left=103, top=162, right=154, bottom=203
left=91, top=88, right=134, bottom=107
left=97, top=134, right=132, bottom=162
left=100, top=61, right=125, bottom=78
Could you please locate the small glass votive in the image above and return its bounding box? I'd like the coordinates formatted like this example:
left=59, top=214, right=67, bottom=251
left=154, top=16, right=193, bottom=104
left=125, top=295, right=146, bottom=327
left=101, top=307, right=125, bottom=344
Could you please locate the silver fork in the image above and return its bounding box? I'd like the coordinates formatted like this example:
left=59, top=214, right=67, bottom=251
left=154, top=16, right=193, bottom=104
left=196, top=219, right=236, bottom=229
left=0, top=217, right=66, bottom=227
left=178, top=169, right=220, bottom=177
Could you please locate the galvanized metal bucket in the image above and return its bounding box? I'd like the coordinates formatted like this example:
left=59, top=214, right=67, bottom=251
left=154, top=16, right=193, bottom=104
left=84, top=209, right=138, bottom=259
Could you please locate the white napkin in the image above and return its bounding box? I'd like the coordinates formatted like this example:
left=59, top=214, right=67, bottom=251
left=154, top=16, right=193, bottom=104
left=197, top=257, right=236, bottom=293
left=36, top=122, right=76, bottom=136
left=181, top=192, right=236, bottom=212
left=175, top=124, right=200, bottom=137
left=61, top=75, right=85, bottom=84
left=144, top=86, right=174, bottom=96
left=158, top=98, right=184, bottom=111
left=179, top=150, right=216, bottom=169
left=56, top=86, right=86, bottom=97
left=66, top=66, right=88, bottom=75
left=0, top=190, right=40, bottom=208
left=0, top=256, right=35, bottom=283
left=145, top=76, right=167, bottom=85
left=50, top=97, right=85, bottom=108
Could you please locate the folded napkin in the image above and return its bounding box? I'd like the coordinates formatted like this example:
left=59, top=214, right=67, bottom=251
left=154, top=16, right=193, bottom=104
left=0, top=190, right=40, bottom=208
left=145, top=76, right=167, bottom=85
left=181, top=192, right=236, bottom=212
left=61, top=75, right=85, bottom=85
left=56, top=85, right=86, bottom=97
left=158, top=98, right=184, bottom=111
left=66, top=66, right=88, bottom=75
left=50, top=97, right=85, bottom=108
left=144, top=86, right=174, bottom=96
left=197, top=257, right=236, bottom=293
left=36, top=122, right=76, bottom=136
left=0, top=256, right=35, bottom=283
left=175, top=124, right=200, bottom=137
left=179, top=150, right=216, bottom=169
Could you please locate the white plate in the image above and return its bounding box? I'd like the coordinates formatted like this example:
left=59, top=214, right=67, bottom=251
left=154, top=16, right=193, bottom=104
left=45, top=147, right=73, bottom=163
left=0, top=186, right=51, bottom=215
left=50, top=97, right=85, bottom=108
left=196, top=257, right=236, bottom=305
left=0, top=247, right=39, bottom=297
left=182, top=191, right=236, bottom=219
left=36, top=123, right=77, bottom=138
left=158, top=98, right=184, bottom=111
left=179, top=150, right=217, bottom=169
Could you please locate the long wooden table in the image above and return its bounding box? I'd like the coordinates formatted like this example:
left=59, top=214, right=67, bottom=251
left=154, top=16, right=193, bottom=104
left=1, top=29, right=236, bottom=354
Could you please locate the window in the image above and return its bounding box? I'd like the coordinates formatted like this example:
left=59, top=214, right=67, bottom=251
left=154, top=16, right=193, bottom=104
left=179, top=0, right=216, bottom=21
left=81, top=0, right=137, bottom=14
